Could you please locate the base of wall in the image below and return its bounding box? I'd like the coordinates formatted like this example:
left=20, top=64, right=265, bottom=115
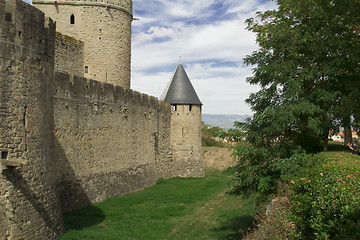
left=58, top=163, right=157, bottom=211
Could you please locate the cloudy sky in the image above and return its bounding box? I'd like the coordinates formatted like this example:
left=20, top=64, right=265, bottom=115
left=131, top=0, right=277, bottom=115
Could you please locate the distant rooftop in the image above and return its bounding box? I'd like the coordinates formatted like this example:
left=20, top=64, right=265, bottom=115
left=160, top=63, right=202, bottom=105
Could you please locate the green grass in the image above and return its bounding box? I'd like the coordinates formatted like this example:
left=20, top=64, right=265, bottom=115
left=59, top=170, right=260, bottom=240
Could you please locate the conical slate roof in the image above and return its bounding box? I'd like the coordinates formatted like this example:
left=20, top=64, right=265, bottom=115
left=160, top=64, right=202, bottom=105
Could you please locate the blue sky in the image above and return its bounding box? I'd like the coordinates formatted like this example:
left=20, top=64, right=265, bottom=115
left=131, top=0, right=277, bottom=115
left=23, top=0, right=276, bottom=115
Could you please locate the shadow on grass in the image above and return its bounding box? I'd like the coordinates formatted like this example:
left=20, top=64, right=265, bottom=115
left=328, top=142, right=349, bottom=152
left=63, top=205, right=106, bottom=231
left=212, top=215, right=254, bottom=240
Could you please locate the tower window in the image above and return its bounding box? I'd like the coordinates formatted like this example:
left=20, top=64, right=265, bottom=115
left=189, top=104, right=192, bottom=111
left=70, top=14, right=75, bottom=24
left=84, top=66, right=88, bottom=73
left=1, top=151, right=8, bottom=160
left=5, top=13, right=12, bottom=22
left=173, top=105, right=177, bottom=111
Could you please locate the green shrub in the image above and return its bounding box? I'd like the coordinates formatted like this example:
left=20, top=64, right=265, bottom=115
left=244, top=151, right=360, bottom=240
left=229, top=143, right=305, bottom=196
left=285, top=152, right=360, bottom=239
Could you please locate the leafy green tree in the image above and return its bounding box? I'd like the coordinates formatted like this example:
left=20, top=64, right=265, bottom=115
left=244, top=0, right=360, bottom=151
left=230, top=0, right=360, bottom=195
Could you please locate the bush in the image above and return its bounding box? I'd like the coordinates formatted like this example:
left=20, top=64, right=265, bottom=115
left=243, top=150, right=360, bottom=239
left=229, top=143, right=305, bottom=196
left=285, top=152, right=360, bottom=239
left=201, top=136, right=225, bottom=147
left=201, top=122, right=227, bottom=147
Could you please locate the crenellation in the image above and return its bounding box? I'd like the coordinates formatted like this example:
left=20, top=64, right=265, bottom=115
left=149, top=95, right=158, bottom=109
left=131, top=89, right=141, bottom=104
left=53, top=71, right=167, bottom=107
left=140, top=92, right=150, bottom=107
left=159, top=101, right=171, bottom=113
left=1, top=0, right=203, bottom=238
left=101, top=82, right=116, bottom=101
left=112, top=84, right=125, bottom=103
left=34, top=0, right=132, bottom=87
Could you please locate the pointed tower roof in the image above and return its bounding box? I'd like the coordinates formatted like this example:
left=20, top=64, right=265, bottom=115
left=160, top=64, right=202, bottom=105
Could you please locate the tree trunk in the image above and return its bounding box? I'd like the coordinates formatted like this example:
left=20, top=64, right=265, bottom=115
left=343, top=116, right=353, bottom=145
left=323, top=131, right=329, bottom=152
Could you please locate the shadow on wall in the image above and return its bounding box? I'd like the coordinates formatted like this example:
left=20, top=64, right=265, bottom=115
left=2, top=168, right=63, bottom=236
left=54, top=136, right=106, bottom=230
left=54, top=137, right=91, bottom=212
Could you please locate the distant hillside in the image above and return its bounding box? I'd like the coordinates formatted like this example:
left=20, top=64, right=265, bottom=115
left=202, top=114, right=251, bottom=129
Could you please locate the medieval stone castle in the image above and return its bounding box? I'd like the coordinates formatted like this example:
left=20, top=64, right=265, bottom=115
left=0, top=0, right=203, bottom=238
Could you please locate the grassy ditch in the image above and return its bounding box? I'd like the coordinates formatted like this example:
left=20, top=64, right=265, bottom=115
left=59, top=170, right=260, bottom=240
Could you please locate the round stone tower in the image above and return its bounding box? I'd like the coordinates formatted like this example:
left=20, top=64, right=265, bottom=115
left=160, top=63, right=204, bottom=177
left=33, top=0, right=132, bottom=88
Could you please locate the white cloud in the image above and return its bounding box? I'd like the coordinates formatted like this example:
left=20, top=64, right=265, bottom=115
left=157, top=0, right=217, bottom=18
left=131, top=0, right=276, bottom=115
left=135, top=26, right=176, bottom=42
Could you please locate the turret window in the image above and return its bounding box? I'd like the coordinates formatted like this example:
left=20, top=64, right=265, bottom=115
left=1, top=151, right=8, bottom=160
left=70, top=14, right=75, bottom=24
left=85, top=66, right=89, bottom=73
left=173, top=105, right=177, bottom=111
left=189, top=104, right=192, bottom=111
left=5, top=13, right=12, bottom=22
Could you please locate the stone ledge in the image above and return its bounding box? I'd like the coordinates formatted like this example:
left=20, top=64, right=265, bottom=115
left=32, top=0, right=133, bottom=17
left=1, top=159, right=27, bottom=172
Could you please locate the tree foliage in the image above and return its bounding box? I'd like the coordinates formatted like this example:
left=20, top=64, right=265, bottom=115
left=201, top=122, right=226, bottom=147
left=231, top=0, right=360, bottom=195
left=245, top=0, right=360, bottom=149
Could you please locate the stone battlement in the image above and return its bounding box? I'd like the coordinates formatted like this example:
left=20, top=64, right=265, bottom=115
left=0, top=0, right=203, bottom=238
left=53, top=72, right=167, bottom=111
left=1, top=0, right=55, bottom=60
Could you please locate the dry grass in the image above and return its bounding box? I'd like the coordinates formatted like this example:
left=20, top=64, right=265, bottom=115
left=244, top=192, right=296, bottom=240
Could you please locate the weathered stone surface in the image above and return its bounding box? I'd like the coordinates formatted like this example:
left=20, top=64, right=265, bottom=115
left=52, top=72, right=174, bottom=211
left=170, top=104, right=204, bottom=177
left=33, top=0, right=132, bottom=88
left=55, top=32, right=84, bottom=76
left=203, top=147, right=235, bottom=170
left=0, top=0, right=204, bottom=238
left=0, top=0, right=64, bottom=238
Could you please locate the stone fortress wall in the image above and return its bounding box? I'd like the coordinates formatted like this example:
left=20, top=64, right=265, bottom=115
left=0, top=0, right=203, bottom=239
left=33, top=0, right=132, bottom=88
left=0, top=0, right=64, bottom=238
left=52, top=72, right=174, bottom=212
left=54, top=32, right=84, bottom=76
